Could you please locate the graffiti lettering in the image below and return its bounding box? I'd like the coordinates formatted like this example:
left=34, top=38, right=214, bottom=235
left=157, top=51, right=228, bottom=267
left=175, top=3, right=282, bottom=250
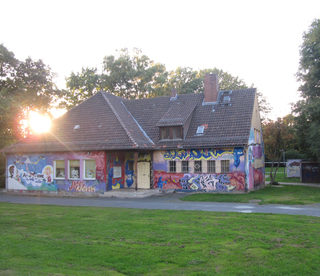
left=69, top=181, right=96, bottom=192
left=163, top=148, right=244, bottom=168
left=164, top=149, right=234, bottom=161
left=154, top=171, right=245, bottom=192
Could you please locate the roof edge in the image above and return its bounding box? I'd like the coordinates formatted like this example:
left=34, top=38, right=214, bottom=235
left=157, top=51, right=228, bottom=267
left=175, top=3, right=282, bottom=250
left=101, top=92, right=138, bottom=147
left=121, top=101, right=154, bottom=145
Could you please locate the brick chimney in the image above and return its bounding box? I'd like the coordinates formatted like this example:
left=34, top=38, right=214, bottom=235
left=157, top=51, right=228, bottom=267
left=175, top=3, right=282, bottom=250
left=204, top=73, right=219, bottom=103
left=171, top=88, right=177, bottom=98
left=170, top=88, right=177, bottom=101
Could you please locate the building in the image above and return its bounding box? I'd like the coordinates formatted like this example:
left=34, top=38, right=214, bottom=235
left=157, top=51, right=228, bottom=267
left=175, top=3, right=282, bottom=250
left=2, top=74, right=265, bottom=193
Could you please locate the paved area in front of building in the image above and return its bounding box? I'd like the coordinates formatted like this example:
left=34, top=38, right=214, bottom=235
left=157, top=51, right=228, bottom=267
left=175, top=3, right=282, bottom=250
left=1, top=192, right=320, bottom=217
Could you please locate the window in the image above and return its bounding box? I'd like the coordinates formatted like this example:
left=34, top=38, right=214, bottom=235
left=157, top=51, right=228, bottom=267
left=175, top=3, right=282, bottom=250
left=84, top=160, right=96, bottom=179
left=221, top=160, right=230, bottom=173
left=207, top=160, right=216, bottom=173
left=127, top=161, right=134, bottom=171
left=169, top=161, right=176, bottom=172
left=196, top=125, right=204, bottom=135
left=160, top=126, right=183, bottom=140
left=54, top=160, right=65, bottom=179
left=182, top=161, right=189, bottom=173
left=194, top=160, right=202, bottom=173
left=69, top=160, right=80, bottom=179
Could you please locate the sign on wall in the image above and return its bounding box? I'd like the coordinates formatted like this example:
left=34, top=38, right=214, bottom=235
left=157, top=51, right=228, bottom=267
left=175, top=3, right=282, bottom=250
left=113, top=166, right=122, bottom=178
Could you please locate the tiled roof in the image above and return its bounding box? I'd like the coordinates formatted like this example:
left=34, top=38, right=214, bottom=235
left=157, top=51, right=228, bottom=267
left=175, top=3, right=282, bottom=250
left=2, top=88, right=256, bottom=153
left=156, top=95, right=198, bottom=126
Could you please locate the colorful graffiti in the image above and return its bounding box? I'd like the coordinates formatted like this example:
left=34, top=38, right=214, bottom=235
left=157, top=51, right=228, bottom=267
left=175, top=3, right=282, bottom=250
left=69, top=181, right=96, bottom=192
left=154, top=171, right=245, bottom=192
left=163, top=148, right=244, bottom=168
left=164, top=149, right=232, bottom=160
left=7, top=156, right=57, bottom=191
left=107, top=153, right=125, bottom=190
left=125, top=160, right=134, bottom=187
left=7, top=152, right=106, bottom=192
left=247, top=127, right=265, bottom=189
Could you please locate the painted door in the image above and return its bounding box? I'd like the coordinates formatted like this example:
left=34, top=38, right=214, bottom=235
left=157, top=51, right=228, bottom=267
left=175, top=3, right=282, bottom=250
left=137, top=162, right=150, bottom=189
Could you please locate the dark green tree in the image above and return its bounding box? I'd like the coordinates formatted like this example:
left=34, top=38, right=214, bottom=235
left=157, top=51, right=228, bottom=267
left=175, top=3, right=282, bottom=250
left=63, top=49, right=168, bottom=108
left=293, top=19, right=320, bottom=160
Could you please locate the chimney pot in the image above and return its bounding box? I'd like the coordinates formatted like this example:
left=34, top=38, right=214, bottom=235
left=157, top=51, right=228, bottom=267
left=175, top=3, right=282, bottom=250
left=204, top=73, right=219, bottom=102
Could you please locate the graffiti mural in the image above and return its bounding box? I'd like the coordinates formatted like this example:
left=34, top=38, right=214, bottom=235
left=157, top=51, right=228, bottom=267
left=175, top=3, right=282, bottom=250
left=154, top=171, right=245, bottom=192
left=125, top=160, right=134, bottom=187
left=153, top=147, right=247, bottom=192
left=7, top=152, right=106, bottom=192
left=69, top=180, right=96, bottom=192
left=247, top=127, right=265, bottom=189
left=7, top=155, right=57, bottom=191
left=163, top=148, right=244, bottom=169
left=107, top=153, right=125, bottom=190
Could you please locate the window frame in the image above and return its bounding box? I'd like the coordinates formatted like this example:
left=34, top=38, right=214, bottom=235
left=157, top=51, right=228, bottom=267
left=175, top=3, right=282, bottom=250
left=207, top=160, right=216, bottom=173
left=221, top=160, right=230, bottom=173
left=68, top=160, right=81, bottom=180
left=54, top=160, right=65, bottom=179
left=160, top=126, right=183, bottom=140
left=181, top=161, right=189, bottom=173
left=169, top=160, right=176, bottom=173
left=194, top=160, right=202, bottom=173
left=83, top=159, right=96, bottom=180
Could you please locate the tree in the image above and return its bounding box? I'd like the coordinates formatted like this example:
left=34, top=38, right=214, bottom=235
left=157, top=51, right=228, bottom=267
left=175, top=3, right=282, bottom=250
left=293, top=19, right=320, bottom=160
left=63, top=48, right=271, bottom=124
left=263, top=115, right=299, bottom=184
left=63, top=49, right=168, bottom=108
left=0, top=44, right=60, bottom=187
left=0, top=44, right=59, bottom=145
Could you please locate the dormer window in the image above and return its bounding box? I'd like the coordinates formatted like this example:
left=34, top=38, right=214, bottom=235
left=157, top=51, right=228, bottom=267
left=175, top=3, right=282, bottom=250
left=160, top=126, right=183, bottom=140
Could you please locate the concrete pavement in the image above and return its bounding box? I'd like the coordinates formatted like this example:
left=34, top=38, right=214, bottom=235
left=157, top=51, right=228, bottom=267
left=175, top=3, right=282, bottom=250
left=1, top=192, right=320, bottom=217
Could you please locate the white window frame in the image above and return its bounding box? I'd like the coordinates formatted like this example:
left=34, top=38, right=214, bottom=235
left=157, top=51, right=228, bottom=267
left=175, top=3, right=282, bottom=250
left=68, top=160, right=81, bottom=180
left=54, top=160, right=65, bottom=179
left=169, top=161, right=176, bottom=173
left=83, top=159, right=96, bottom=180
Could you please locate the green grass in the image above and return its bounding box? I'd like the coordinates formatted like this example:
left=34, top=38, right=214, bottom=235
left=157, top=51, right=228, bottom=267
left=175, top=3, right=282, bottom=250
left=181, top=185, right=320, bottom=205
left=265, top=167, right=301, bottom=183
left=0, top=203, right=320, bottom=275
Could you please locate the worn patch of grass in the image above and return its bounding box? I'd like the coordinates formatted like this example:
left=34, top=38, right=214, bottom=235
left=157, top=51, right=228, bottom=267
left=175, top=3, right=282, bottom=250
left=181, top=185, right=320, bottom=205
left=0, top=203, right=320, bottom=275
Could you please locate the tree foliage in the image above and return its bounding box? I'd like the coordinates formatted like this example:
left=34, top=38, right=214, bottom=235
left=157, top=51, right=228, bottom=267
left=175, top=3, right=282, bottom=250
left=0, top=44, right=59, bottom=147
left=63, top=48, right=271, bottom=123
left=293, top=19, right=320, bottom=160
left=63, top=49, right=168, bottom=108
left=263, top=115, right=298, bottom=183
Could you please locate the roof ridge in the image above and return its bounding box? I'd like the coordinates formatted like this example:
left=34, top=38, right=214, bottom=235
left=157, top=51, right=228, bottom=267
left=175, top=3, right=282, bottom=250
left=101, top=92, right=138, bottom=147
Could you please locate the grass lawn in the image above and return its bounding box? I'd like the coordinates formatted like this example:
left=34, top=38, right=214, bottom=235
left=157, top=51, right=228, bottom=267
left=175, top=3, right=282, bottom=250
left=0, top=203, right=319, bottom=275
left=265, top=167, right=301, bottom=183
left=181, top=185, right=320, bottom=205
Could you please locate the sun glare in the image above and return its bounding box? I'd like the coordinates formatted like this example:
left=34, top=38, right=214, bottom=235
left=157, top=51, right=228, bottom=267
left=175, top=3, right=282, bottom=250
left=28, top=111, right=52, bottom=134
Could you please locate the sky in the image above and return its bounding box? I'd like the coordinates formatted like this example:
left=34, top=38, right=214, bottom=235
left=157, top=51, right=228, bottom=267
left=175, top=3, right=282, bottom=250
left=1, top=0, right=320, bottom=119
